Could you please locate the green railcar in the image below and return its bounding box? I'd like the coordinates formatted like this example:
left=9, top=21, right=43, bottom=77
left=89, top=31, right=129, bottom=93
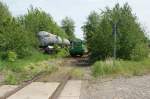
left=69, top=39, right=85, bottom=57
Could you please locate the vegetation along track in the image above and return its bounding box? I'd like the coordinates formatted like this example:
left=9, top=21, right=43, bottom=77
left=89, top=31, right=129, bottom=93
left=1, top=55, right=91, bottom=99
left=33, top=55, right=90, bottom=99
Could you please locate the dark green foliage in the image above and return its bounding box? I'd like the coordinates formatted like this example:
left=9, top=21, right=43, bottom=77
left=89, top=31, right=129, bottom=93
left=83, top=3, right=149, bottom=61
left=61, top=17, right=75, bottom=40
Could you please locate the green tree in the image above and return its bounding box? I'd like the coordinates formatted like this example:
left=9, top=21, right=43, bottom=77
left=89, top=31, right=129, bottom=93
left=17, top=7, right=68, bottom=47
left=0, top=1, right=33, bottom=58
left=0, top=2, right=69, bottom=59
left=61, top=17, right=75, bottom=40
left=82, top=11, right=100, bottom=51
left=83, top=3, right=148, bottom=61
left=0, top=2, right=11, bottom=22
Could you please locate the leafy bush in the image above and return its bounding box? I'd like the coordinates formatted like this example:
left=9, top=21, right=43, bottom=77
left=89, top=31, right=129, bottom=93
left=130, top=43, right=149, bottom=61
left=55, top=49, right=69, bottom=58
left=0, top=18, right=33, bottom=58
left=7, top=51, right=17, bottom=62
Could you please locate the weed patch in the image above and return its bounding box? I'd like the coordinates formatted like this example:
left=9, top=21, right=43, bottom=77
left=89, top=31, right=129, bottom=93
left=69, top=68, right=84, bottom=79
left=92, top=58, right=150, bottom=77
left=0, top=51, right=59, bottom=85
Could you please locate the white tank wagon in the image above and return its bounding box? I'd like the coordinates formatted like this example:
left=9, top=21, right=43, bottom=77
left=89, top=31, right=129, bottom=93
left=37, top=31, right=70, bottom=47
left=62, top=38, right=70, bottom=46
left=57, top=36, right=63, bottom=44
left=37, top=31, right=58, bottom=46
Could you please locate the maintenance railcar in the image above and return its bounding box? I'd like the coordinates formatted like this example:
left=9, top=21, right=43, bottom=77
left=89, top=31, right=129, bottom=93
left=69, top=39, right=86, bottom=57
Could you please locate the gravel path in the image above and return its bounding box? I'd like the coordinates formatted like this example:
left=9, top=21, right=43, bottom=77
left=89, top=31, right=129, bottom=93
left=80, top=75, right=150, bottom=99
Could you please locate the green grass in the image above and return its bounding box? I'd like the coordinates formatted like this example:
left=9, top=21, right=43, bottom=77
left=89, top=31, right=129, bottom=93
left=69, top=68, right=84, bottom=79
left=0, top=51, right=50, bottom=70
left=51, top=49, right=69, bottom=58
left=0, top=51, right=59, bottom=85
left=92, top=58, right=150, bottom=77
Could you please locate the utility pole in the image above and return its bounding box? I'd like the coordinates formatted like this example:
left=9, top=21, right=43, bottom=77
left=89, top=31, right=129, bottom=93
left=113, top=23, right=117, bottom=66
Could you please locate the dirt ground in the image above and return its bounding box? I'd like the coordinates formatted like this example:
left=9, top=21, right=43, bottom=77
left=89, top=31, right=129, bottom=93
left=80, top=75, right=150, bottom=99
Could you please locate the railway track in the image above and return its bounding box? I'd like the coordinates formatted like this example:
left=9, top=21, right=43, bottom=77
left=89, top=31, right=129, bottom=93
left=0, top=56, right=88, bottom=99
left=0, top=72, right=44, bottom=99
left=0, top=72, right=71, bottom=99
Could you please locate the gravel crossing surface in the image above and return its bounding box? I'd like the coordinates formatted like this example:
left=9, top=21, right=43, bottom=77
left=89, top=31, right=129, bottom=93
left=80, top=75, right=150, bottom=99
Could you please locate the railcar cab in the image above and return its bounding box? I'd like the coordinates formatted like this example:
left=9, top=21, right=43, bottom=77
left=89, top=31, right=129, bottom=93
left=69, top=39, right=85, bottom=57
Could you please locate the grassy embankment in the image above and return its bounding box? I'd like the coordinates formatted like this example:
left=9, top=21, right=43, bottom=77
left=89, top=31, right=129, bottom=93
left=92, top=58, right=150, bottom=77
left=0, top=49, right=68, bottom=85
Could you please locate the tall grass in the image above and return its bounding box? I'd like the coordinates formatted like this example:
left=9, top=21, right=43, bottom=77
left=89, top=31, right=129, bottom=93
left=0, top=50, right=50, bottom=71
left=0, top=49, right=70, bottom=84
left=51, top=49, right=69, bottom=58
left=0, top=50, right=58, bottom=84
left=92, top=58, right=150, bottom=77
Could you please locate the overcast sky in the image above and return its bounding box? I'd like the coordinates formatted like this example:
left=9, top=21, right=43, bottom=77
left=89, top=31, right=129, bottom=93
left=1, top=0, right=150, bottom=39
